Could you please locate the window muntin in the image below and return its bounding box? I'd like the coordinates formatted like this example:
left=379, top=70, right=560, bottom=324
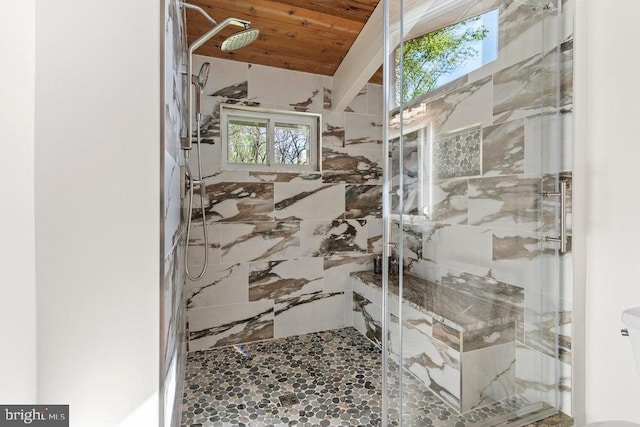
left=221, top=104, right=320, bottom=171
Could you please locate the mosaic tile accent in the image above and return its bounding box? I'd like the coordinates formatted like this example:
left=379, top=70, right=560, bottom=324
left=433, top=125, right=482, bottom=179
left=181, top=328, right=548, bottom=427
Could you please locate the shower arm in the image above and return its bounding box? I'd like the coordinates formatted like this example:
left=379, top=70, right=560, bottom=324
left=181, top=2, right=251, bottom=151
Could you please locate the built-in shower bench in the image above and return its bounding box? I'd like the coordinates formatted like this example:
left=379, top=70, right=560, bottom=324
left=350, top=270, right=522, bottom=413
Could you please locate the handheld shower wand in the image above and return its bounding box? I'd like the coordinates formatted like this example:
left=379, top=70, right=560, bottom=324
left=184, top=62, right=210, bottom=282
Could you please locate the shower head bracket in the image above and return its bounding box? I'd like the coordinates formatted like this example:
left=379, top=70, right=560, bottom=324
left=181, top=3, right=255, bottom=151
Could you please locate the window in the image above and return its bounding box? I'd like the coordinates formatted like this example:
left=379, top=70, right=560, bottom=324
left=396, top=8, right=499, bottom=105
left=221, top=104, right=321, bottom=171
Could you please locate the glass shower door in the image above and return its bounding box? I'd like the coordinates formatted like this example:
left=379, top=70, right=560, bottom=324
left=382, top=0, right=569, bottom=425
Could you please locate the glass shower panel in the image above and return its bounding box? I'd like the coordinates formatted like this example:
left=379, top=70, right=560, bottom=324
left=383, top=0, right=565, bottom=425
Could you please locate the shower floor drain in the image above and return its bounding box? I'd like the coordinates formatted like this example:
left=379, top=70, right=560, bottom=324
left=278, top=393, right=300, bottom=407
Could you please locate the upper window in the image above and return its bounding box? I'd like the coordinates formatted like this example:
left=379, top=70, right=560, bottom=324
left=221, top=104, right=321, bottom=172
left=396, top=8, right=498, bottom=105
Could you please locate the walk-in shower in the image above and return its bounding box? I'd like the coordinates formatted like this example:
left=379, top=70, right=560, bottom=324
left=181, top=2, right=259, bottom=280
left=179, top=0, right=573, bottom=425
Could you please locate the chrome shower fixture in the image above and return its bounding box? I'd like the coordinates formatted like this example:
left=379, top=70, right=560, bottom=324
left=192, top=62, right=210, bottom=119
left=180, top=2, right=259, bottom=151
left=196, top=62, right=210, bottom=88
left=181, top=2, right=259, bottom=281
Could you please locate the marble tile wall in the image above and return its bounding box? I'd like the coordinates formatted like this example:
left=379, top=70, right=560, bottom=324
left=185, top=55, right=382, bottom=352
left=388, top=0, right=574, bottom=416
left=161, top=0, right=187, bottom=426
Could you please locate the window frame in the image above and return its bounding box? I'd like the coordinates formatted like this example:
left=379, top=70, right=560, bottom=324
left=220, top=103, right=322, bottom=172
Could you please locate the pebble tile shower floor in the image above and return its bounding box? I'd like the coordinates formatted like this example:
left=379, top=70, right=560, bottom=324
left=181, top=327, right=535, bottom=426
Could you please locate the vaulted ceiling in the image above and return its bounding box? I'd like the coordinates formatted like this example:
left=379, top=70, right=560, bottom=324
left=184, top=0, right=383, bottom=84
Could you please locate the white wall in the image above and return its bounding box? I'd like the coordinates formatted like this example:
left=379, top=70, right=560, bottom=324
left=35, top=1, right=161, bottom=426
left=0, top=0, right=37, bottom=403
left=576, top=0, right=640, bottom=422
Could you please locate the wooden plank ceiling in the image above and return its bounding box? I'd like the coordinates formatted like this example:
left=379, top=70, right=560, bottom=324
left=185, top=0, right=383, bottom=84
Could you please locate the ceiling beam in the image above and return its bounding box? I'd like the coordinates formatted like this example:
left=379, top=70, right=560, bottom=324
left=331, top=0, right=482, bottom=112
left=331, top=0, right=383, bottom=112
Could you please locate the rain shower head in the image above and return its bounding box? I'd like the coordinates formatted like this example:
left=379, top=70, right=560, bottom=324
left=221, top=28, right=260, bottom=52
left=181, top=1, right=260, bottom=153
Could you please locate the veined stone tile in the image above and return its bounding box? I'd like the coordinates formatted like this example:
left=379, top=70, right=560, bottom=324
left=433, top=321, right=461, bottom=352
left=352, top=291, right=382, bottom=346
left=274, top=291, right=345, bottom=338
left=322, top=111, right=345, bottom=148
left=164, top=153, right=182, bottom=257
left=440, top=268, right=525, bottom=313
left=344, top=113, right=383, bottom=149
left=482, top=119, right=525, bottom=176
left=389, top=314, right=462, bottom=410
left=322, top=147, right=383, bottom=184
left=248, top=64, right=324, bottom=112
left=185, top=263, right=249, bottom=310
left=428, top=178, right=468, bottom=224
left=468, top=175, right=544, bottom=231
left=391, top=133, right=421, bottom=216
left=323, top=254, right=373, bottom=293
left=274, top=182, right=345, bottom=221
left=203, top=169, right=251, bottom=184
left=462, top=321, right=516, bottom=353
left=345, top=86, right=368, bottom=113
left=204, top=182, right=274, bottom=222
left=491, top=229, right=558, bottom=294
left=301, top=219, right=367, bottom=257
left=188, top=301, right=274, bottom=350
left=394, top=76, right=493, bottom=136
left=366, top=219, right=383, bottom=254
left=249, top=258, right=323, bottom=301
left=405, top=258, right=440, bottom=284
left=323, top=76, right=332, bottom=110
left=248, top=171, right=322, bottom=183
left=516, top=342, right=572, bottom=414
left=423, top=223, right=493, bottom=277
left=367, top=83, right=383, bottom=116
left=403, top=302, right=434, bottom=337
left=523, top=290, right=572, bottom=364
left=220, top=221, right=300, bottom=264
left=493, top=51, right=547, bottom=123
left=497, top=0, right=547, bottom=67
left=460, top=342, right=516, bottom=412
left=193, top=55, right=248, bottom=99
left=524, top=109, right=573, bottom=175
left=186, top=221, right=221, bottom=268
left=391, top=221, right=423, bottom=261
left=345, top=185, right=382, bottom=219
left=198, top=95, right=225, bottom=144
